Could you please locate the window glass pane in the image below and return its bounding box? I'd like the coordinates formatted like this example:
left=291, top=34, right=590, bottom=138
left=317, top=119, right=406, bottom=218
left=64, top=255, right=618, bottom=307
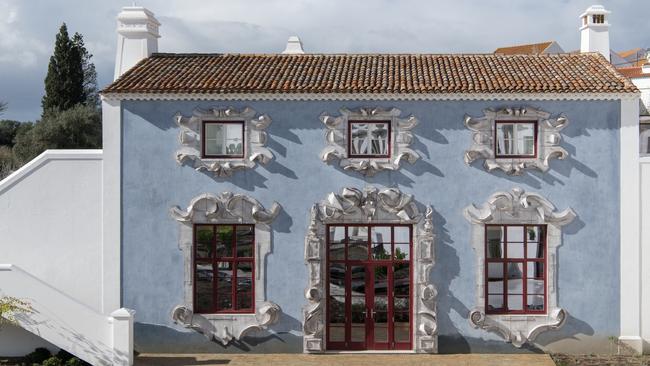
left=204, top=122, right=243, bottom=156
left=371, top=226, right=391, bottom=244
left=215, top=226, right=233, bottom=257
left=527, top=242, right=544, bottom=259
left=526, top=226, right=542, bottom=242
left=507, top=243, right=524, bottom=258
left=236, top=277, right=252, bottom=310
left=348, top=226, right=368, bottom=260
left=508, top=295, right=523, bottom=311
left=195, top=225, right=213, bottom=259
left=488, top=280, right=503, bottom=294
left=527, top=279, right=545, bottom=294
left=527, top=294, right=545, bottom=311
left=496, top=124, right=514, bottom=155
left=507, top=262, right=524, bottom=279
left=527, top=262, right=545, bottom=279
left=369, top=122, right=389, bottom=155
left=236, top=225, right=254, bottom=257
left=394, top=226, right=410, bottom=243
left=517, top=123, right=535, bottom=155
left=640, top=124, right=650, bottom=154
left=506, top=226, right=524, bottom=242
left=496, top=123, right=535, bottom=156
left=238, top=261, right=253, bottom=278
left=487, top=263, right=504, bottom=295
left=508, top=279, right=523, bottom=295
left=195, top=263, right=213, bottom=313
left=216, top=262, right=233, bottom=311
left=329, top=226, right=346, bottom=260
left=394, top=244, right=410, bottom=260
left=351, top=123, right=369, bottom=155
left=486, top=226, right=504, bottom=259
left=488, top=295, right=504, bottom=311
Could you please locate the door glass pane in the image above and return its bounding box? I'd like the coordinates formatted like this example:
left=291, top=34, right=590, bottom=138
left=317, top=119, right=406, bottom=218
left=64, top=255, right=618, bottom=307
left=195, top=263, right=213, bottom=312
left=236, top=266, right=253, bottom=311
left=348, top=226, right=368, bottom=260
left=394, top=244, right=410, bottom=260
left=350, top=267, right=366, bottom=342
left=329, top=326, right=345, bottom=342
left=328, top=263, right=346, bottom=333
left=216, top=262, right=233, bottom=311
left=393, top=263, right=410, bottom=296
left=236, top=225, right=254, bottom=257
left=215, top=226, right=233, bottom=257
left=374, top=310, right=388, bottom=343
left=329, top=226, right=346, bottom=260
left=394, top=312, right=410, bottom=343
left=394, top=226, right=410, bottom=243
left=195, top=225, right=213, bottom=259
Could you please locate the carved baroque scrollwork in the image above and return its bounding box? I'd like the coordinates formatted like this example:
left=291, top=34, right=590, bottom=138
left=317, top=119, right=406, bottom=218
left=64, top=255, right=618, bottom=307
left=175, top=107, right=273, bottom=177
left=320, top=107, right=420, bottom=176
left=170, top=192, right=282, bottom=345
left=303, top=187, right=437, bottom=353
left=464, top=106, right=569, bottom=175
left=464, top=187, right=575, bottom=347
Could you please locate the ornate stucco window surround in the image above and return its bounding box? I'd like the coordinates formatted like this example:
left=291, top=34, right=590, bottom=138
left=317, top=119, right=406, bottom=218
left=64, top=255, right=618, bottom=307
left=464, top=187, right=576, bottom=347
left=175, top=107, right=273, bottom=177
left=464, top=106, right=569, bottom=175
left=169, top=192, right=282, bottom=345
left=303, top=186, right=437, bottom=353
left=320, top=107, right=420, bottom=176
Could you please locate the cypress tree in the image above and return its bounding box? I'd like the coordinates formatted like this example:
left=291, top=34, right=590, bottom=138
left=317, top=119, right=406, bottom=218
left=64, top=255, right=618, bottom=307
left=72, top=32, right=98, bottom=108
left=41, top=23, right=85, bottom=114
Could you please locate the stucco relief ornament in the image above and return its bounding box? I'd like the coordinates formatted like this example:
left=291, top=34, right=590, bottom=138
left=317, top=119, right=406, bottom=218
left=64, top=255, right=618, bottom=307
left=320, top=107, right=420, bottom=176
left=464, top=107, right=569, bottom=175
left=170, top=192, right=282, bottom=345
left=303, top=186, right=437, bottom=353
left=174, top=107, right=273, bottom=177
left=464, top=187, right=575, bottom=347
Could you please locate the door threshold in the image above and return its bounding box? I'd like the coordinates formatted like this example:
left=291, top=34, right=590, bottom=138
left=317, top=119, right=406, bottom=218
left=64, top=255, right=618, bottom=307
left=320, top=350, right=416, bottom=354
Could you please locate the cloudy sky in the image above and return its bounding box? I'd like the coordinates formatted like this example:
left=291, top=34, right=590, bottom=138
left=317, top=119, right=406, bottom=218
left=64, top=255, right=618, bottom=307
left=0, top=0, right=647, bottom=121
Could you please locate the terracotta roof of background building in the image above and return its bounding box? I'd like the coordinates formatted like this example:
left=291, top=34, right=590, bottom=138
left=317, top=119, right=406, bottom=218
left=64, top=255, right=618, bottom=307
left=618, top=48, right=642, bottom=59
left=617, top=66, right=650, bottom=79
left=493, top=42, right=554, bottom=55
left=102, top=53, right=638, bottom=95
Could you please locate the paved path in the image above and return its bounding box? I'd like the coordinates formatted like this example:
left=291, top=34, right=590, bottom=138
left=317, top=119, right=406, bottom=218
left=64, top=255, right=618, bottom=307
left=135, top=353, right=556, bottom=366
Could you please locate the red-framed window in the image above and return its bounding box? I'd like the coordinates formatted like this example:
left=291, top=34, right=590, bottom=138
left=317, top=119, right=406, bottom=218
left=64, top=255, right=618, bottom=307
left=484, top=224, right=546, bottom=315
left=494, top=121, right=537, bottom=158
left=201, top=121, right=245, bottom=159
left=348, top=121, right=391, bottom=158
left=193, top=224, right=254, bottom=314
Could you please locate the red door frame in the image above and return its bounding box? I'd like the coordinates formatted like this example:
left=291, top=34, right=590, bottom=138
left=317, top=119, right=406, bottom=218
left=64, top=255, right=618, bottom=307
left=325, top=224, right=413, bottom=351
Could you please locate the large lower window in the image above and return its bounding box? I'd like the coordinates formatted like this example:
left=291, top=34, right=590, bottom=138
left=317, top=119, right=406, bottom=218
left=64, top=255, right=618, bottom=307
left=202, top=121, right=245, bottom=158
left=348, top=121, right=390, bottom=158
left=194, top=224, right=254, bottom=314
left=494, top=121, right=536, bottom=158
left=485, top=224, right=546, bottom=314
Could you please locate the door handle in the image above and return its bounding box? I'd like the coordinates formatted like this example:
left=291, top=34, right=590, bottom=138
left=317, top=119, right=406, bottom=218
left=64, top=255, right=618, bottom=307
left=370, top=309, right=376, bottom=319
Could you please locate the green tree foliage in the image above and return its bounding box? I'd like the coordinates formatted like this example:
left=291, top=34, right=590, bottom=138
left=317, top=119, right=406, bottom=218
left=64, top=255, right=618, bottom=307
left=13, top=105, right=101, bottom=164
left=42, top=23, right=85, bottom=113
left=72, top=32, right=98, bottom=108
left=0, top=120, right=21, bottom=146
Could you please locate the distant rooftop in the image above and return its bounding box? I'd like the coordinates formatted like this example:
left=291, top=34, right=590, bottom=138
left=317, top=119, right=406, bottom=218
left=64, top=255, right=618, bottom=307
left=494, top=41, right=558, bottom=55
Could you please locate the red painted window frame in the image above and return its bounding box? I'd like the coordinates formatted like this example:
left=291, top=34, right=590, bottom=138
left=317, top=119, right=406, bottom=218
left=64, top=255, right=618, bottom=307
left=493, top=120, right=538, bottom=159
left=347, top=120, right=392, bottom=158
left=484, top=224, right=547, bottom=315
left=201, top=120, right=246, bottom=159
left=325, top=223, right=412, bottom=351
left=193, top=224, right=255, bottom=314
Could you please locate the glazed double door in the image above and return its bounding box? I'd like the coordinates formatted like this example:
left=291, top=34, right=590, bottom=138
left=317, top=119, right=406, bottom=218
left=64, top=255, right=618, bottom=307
left=326, top=224, right=412, bottom=351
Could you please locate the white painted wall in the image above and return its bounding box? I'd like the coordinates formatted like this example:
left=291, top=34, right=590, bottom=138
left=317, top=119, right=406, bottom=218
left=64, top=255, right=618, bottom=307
left=639, top=157, right=650, bottom=354
left=0, top=150, right=107, bottom=357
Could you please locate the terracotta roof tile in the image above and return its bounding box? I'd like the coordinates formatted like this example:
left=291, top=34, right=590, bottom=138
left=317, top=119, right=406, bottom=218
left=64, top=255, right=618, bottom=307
left=102, top=53, right=638, bottom=95
left=494, top=42, right=554, bottom=55
left=617, top=66, right=650, bottom=79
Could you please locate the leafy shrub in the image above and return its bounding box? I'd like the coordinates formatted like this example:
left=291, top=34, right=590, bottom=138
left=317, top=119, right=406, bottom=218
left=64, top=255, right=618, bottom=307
left=56, top=349, right=74, bottom=362
left=65, top=357, right=87, bottom=366
left=26, top=347, right=51, bottom=364
left=42, top=356, right=63, bottom=366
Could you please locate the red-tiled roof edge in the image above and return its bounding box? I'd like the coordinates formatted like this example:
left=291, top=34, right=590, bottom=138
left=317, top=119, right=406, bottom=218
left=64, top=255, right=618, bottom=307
left=102, top=52, right=639, bottom=95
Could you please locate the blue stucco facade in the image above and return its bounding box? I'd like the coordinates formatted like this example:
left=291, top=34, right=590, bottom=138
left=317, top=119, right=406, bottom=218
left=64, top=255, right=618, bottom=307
left=121, top=99, right=620, bottom=354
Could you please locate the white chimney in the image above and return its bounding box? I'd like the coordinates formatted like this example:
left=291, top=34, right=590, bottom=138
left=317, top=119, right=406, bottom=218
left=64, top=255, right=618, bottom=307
left=114, top=6, right=160, bottom=80
left=282, top=36, right=305, bottom=54
left=579, top=5, right=611, bottom=61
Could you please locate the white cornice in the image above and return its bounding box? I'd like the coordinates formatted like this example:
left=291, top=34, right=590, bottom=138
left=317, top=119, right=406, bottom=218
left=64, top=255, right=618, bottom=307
left=101, top=92, right=639, bottom=102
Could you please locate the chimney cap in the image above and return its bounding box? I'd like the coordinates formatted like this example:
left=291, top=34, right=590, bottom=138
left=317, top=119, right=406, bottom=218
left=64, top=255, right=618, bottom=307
left=580, top=5, right=611, bottom=18
left=282, top=36, right=305, bottom=54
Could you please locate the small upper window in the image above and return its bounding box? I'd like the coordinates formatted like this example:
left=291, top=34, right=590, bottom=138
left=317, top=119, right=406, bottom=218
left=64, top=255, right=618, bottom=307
left=639, top=121, right=650, bottom=155
left=592, top=14, right=604, bottom=24
left=494, top=121, right=537, bottom=158
left=348, top=121, right=390, bottom=158
left=202, top=121, right=245, bottom=159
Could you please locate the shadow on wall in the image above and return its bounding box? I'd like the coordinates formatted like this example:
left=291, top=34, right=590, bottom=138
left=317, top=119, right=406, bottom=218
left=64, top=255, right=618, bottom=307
left=133, top=318, right=303, bottom=354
